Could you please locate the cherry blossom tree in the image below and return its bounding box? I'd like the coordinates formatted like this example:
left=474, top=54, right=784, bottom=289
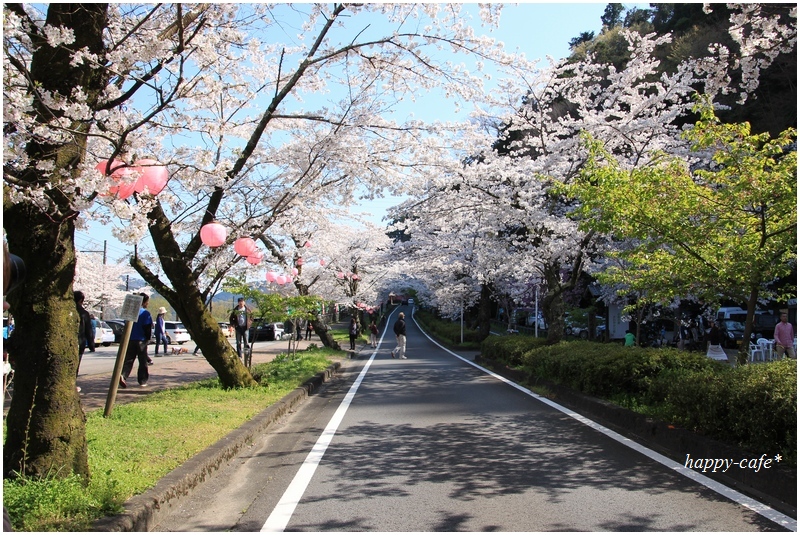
left=3, top=3, right=531, bottom=477
left=389, top=4, right=796, bottom=344
left=73, top=251, right=137, bottom=318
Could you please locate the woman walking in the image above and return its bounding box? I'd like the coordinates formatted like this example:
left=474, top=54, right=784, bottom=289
left=154, top=307, right=169, bottom=356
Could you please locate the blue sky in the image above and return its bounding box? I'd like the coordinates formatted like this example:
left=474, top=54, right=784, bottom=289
left=78, top=3, right=621, bottom=263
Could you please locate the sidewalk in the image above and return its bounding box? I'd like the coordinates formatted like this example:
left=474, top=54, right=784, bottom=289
left=76, top=335, right=325, bottom=414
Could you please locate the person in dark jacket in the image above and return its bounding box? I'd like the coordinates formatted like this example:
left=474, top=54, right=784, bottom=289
left=391, top=312, right=407, bottom=359
left=120, top=293, right=153, bottom=388
left=74, top=291, right=95, bottom=382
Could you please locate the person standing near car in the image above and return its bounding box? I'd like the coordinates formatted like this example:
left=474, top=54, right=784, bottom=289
left=74, top=291, right=94, bottom=385
left=153, top=307, right=169, bottom=356
left=774, top=312, right=796, bottom=359
left=120, top=293, right=153, bottom=388
left=229, top=297, right=252, bottom=360
left=391, top=312, right=407, bottom=359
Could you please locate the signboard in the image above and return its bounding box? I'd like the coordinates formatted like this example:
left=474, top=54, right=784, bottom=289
left=120, top=294, right=143, bottom=322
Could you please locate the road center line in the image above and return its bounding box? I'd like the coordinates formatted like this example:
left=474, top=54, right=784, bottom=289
left=260, top=311, right=398, bottom=532
left=413, top=315, right=796, bottom=532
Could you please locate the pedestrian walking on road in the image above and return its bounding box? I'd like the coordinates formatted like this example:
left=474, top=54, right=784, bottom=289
left=153, top=307, right=169, bottom=355
left=369, top=321, right=378, bottom=348
left=74, top=291, right=95, bottom=387
left=121, top=293, right=153, bottom=388
left=229, top=297, right=252, bottom=360
left=348, top=317, right=359, bottom=350
left=774, top=312, right=796, bottom=359
left=391, top=312, right=407, bottom=359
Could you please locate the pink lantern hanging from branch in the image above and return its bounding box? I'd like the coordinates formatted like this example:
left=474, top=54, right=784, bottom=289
left=303, top=240, right=313, bottom=248
left=234, top=237, right=257, bottom=257
left=276, top=275, right=287, bottom=285
left=246, top=250, right=263, bottom=265
left=200, top=222, right=227, bottom=247
left=266, top=271, right=278, bottom=283
left=319, top=259, right=326, bottom=267
left=134, top=159, right=169, bottom=195
left=291, top=267, right=299, bottom=276
left=336, top=272, right=345, bottom=279
left=95, top=159, right=126, bottom=178
left=295, top=257, right=304, bottom=267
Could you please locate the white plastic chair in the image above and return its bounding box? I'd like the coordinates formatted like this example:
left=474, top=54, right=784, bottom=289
left=757, top=337, right=774, bottom=361
left=749, top=342, right=765, bottom=363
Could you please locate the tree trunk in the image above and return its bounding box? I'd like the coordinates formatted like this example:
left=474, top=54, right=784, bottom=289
left=4, top=3, right=109, bottom=481
left=542, top=265, right=567, bottom=344
left=134, top=204, right=256, bottom=388
left=740, top=285, right=761, bottom=366
left=311, top=314, right=341, bottom=350
left=294, top=280, right=340, bottom=350
left=477, top=283, right=492, bottom=340
left=3, top=206, right=90, bottom=480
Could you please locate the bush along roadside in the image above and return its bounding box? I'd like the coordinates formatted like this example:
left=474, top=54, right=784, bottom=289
left=475, top=336, right=797, bottom=510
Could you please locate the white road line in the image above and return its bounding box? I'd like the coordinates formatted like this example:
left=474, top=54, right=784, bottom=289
left=260, top=312, right=398, bottom=532
left=413, top=316, right=797, bottom=532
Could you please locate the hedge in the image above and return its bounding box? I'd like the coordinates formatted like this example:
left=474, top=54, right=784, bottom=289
left=481, top=336, right=797, bottom=466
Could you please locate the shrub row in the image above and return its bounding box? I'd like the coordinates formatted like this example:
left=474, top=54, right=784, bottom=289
left=481, top=336, right=797, bottom=466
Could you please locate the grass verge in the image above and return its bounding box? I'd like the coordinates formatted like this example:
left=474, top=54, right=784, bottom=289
left=3, top=347, right=338, bottom=531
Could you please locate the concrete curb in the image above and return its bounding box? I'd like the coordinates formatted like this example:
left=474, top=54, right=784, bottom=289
left=91, top=362, right=341, bottom=532
left=474, top=355, right=797, bottom=518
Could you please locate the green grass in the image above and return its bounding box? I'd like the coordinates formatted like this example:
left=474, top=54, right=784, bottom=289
left=3, top=347, right=340, bottom=531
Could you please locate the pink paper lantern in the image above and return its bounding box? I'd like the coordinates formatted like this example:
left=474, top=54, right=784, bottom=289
left=134, top=159, right=169, bottom=195
left=336, top=272, right=345, bottom=279
left=295, top=257, right=304, bottom=266
left=95, top=159, right=126, bottom=177
left=200, top=222, right=227, bottom=247
left=276, top=275, right=287, bottom=285
left=266, top=271, right=278, bottom=283
left=291, top=267, right=299, bottom=276
left=319, top=259, right=326, bottom=267
left=303, top=240, right=313, bottom=248
left=110, top=167, right=139, bottom=200
left=234, top=237, right=257, bottom=257
left=246, top=250, right=263, bottom=265
left=286, top=275, right=294, bottom=284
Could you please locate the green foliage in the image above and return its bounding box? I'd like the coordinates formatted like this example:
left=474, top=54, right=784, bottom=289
left=223, top=276, right=321, bottom=322
left=482, top=336, right=796, bottom=464
left=3, top=472, right=119, bottom=531
left=413, top=309, right=482, bottom=348
left=567, top=105, right=798, bottom=306
left=3, top=349, right=335, bottom=531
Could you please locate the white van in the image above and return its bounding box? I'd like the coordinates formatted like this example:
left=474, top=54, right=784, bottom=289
left=716, top=307, right=747, bottom=322
left=408, top=298, right=414, bottom=306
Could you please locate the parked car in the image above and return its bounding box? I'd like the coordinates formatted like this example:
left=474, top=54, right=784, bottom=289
left=164, top=321, right=191, bottom=344
left=248, top=319, right=285, bottom=342
left=718, top=319, right=753, bottom=349
left=105, top=319, right=127, bottom=343
left=92, top=319, right=116, bottom=346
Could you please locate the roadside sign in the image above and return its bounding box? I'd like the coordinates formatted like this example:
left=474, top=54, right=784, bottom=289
left=120, top=294, right=143, bottom=322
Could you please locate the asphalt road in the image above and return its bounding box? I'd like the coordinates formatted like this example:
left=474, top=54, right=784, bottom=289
left=152, top=307, right=793, bottom=532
